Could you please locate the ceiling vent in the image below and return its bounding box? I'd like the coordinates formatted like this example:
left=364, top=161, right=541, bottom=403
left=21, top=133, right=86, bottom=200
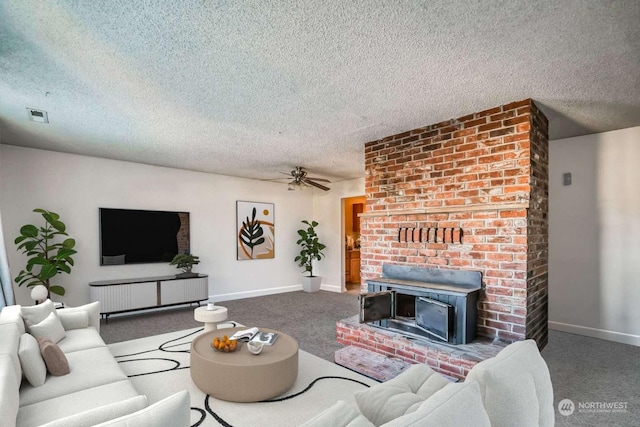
left=27, top=108, right=49, bottom=123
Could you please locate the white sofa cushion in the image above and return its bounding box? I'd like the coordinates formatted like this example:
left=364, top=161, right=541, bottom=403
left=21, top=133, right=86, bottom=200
left=19, top=346, right=128, bottom=406
left=354, top=363, right=450, bottom=425
left=92, top=391, right=191, bottom=427
left=465, top=339, right=554, bottom=427
left=38, top=396, right=147, bottom=427
left=0, top=322, right=23, bottom=382
left=38, top=395, right=147, bottom=427
left=21, top=300, right=54, bottom=329
left=56, top=327, right=106, bottom=354
left=57, top=310, right=89, bottom=330
left=17, top=380, right=144, bottom=427
left=0, top=354, right=19, bottom=427
left=0, top=305, right=26, bottom=334
left=18, top=333, right=46, bottom=387
left=28, top=312, right=66, bottom=343
left=381, top=381, right=490, bottom=427
left=300, top=400, right=375, bottom=427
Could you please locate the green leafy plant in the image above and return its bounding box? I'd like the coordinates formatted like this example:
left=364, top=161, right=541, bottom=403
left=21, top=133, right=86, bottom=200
left=14, top=209, right=77, bottom=297
left=170, top=253, right=200, bottom=274
left=295, top=220, right=326, bottom=276
left=240, top=208, right=265, bottom=257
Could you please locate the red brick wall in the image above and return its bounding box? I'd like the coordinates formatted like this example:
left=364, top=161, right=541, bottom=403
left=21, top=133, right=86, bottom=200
left=362, top=99, right=548, bottom=347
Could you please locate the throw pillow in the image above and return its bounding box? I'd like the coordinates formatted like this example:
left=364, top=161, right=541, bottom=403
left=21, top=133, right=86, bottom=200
left=21, top=299, right=54, bottom=329
left=57, top=310, right=89, bottom=330
left=28, top=312, right=66, bottom=343
left=354, top=364, right=450, bottom=425
left=58, top=301, right=100, bottom=333
left=37, top=337, right=70, bottom=376
left=465, top=339, right=555, bottom=427
left=382, top=382, right=491, bottom=427
left=17, top=333, right=46, bottom=387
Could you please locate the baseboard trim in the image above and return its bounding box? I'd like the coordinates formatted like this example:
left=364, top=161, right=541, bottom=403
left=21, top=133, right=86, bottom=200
left=320, top=284, right=342, bottom=293
left=549, top=321, right=640, bottom=347
left=211, top=285, right=303, bottom=302
left=210, top=283, right=344, bottom=302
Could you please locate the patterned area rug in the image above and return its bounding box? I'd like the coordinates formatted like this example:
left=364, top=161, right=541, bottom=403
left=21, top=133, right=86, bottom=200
left=107, top=323, right=378, bottom=426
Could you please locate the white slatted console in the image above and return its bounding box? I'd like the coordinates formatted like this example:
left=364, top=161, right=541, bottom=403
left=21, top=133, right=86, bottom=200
left=89, top=275, right=208, bottom=320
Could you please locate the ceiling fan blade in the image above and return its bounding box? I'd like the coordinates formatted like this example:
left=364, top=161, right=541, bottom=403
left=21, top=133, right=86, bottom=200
left=302, top=178, right=330, bottom=191
left=305, top=176, right=331, bottom=182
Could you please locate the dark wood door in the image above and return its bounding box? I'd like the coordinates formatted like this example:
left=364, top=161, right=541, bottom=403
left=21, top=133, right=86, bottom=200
left=352, top=203, right=364, bottom=232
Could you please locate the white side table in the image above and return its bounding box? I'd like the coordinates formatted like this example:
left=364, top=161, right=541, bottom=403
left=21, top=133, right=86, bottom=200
left=194, top=306, right=228, bottom=332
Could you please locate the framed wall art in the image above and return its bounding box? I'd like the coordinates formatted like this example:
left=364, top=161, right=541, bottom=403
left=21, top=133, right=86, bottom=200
left=236, top=201, right=275, bottom=260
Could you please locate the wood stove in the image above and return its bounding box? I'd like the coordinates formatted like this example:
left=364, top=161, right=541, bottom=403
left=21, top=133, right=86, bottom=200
left=359, top=265, right=481, bottom=344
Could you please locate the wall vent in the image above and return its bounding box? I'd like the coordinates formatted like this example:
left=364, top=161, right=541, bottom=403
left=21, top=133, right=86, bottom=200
left=27, top=108, right=49, bottom=123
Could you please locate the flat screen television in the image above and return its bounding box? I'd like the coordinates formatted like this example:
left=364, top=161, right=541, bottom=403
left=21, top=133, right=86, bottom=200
left=99, top=208, right=190, bottom=265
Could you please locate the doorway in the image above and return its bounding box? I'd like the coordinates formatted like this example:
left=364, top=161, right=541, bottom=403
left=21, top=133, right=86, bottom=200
left=343, top=195, right=365, bottom=295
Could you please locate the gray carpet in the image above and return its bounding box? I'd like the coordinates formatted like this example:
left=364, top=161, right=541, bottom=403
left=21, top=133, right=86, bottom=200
left=543, top=330, right=640, bottom=426
left=101, top=291, right=640, bottom=425
left=100, top=291, right=359, bottom=362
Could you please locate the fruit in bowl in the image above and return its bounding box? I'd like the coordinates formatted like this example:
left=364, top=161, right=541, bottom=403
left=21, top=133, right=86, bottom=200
left=211, top=335, right=238, bottom=352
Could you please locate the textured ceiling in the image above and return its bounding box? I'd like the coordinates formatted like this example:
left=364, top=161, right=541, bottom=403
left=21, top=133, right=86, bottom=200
left=1, top=1, right=639, bottom=183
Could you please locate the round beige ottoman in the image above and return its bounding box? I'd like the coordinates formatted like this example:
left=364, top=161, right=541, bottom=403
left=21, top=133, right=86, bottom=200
left=194, top=306, right=228, bottom=332
left=190, top=327, right=299, bottom=402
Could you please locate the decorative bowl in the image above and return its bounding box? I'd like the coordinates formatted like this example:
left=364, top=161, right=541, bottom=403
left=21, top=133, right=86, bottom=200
left=247, top=341, right=264, bottom=355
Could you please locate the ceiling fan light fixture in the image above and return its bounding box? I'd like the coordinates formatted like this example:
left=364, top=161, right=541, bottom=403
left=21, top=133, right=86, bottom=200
left=288, top=182, right=305, bottom=191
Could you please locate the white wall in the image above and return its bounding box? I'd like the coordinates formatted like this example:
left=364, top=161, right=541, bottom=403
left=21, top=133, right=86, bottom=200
left=0, top=145, right=314, bottom=306
left=312, top=177, right=365, bottom=292
left=549, top=126, right=640, bottom=346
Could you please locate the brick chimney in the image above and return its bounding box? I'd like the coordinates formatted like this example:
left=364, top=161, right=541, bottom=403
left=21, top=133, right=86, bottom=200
left=361, top=99, right=548, bottom=347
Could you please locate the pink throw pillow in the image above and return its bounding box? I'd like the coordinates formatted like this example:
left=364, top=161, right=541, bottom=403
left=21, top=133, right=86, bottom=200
left=37, top=336, right=70, bottom=376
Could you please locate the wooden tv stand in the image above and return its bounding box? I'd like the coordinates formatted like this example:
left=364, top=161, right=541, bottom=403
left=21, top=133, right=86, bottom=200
left=89, top=274, right=208, bottom=320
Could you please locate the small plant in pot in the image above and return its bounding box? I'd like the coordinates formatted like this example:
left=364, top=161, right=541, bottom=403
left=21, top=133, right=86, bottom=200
left=170, top=253, right=200, bottom=278
left=295, top=220, right=326, bottom=293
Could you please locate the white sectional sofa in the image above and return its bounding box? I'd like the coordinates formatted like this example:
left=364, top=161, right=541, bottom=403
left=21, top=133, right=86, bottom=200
left=0, top=300, right=190, bottom=427
left=302, top=339, right=555, bottom=427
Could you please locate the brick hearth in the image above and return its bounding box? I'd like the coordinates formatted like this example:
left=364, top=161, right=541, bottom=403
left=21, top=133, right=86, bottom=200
left=337, top=316, right=506, bottom=381
left=335, top=346, right=410, bottom=382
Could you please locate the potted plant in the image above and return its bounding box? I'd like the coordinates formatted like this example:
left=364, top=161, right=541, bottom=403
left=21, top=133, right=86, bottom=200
left=14, top=209, right=77, bottom=298
left=170, top=253, right=200, bottom=278
left=295, top=220, right=326, bottom=292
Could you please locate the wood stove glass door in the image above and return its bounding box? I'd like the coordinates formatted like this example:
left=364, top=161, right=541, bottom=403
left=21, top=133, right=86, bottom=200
left=359, top=291, right=393, bottom=323
left=415, top=297, right=453, bottom=342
